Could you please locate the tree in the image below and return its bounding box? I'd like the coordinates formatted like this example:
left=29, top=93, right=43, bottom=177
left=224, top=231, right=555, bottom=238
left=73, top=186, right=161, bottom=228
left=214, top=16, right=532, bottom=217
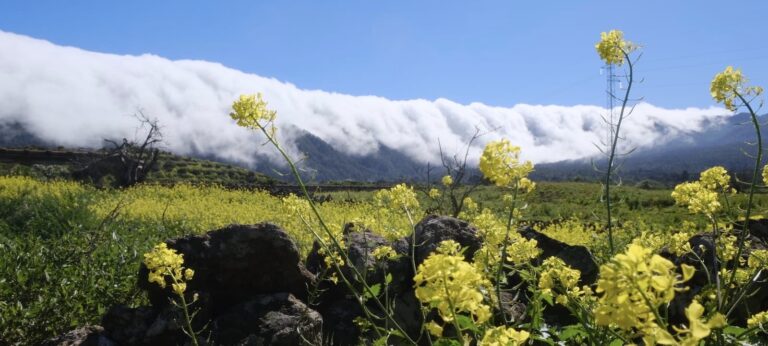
left=73, top=112, right=162, bottom=187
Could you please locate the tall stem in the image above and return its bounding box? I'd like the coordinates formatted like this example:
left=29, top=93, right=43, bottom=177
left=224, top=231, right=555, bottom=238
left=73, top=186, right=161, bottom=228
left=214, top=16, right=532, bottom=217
left=726, top=92, right=762, bottom=301
left=604, top=50, right=634, bottom=255
left=496, top=186, right=519, bottom=322
left=258, top=126, right=416, bottom=344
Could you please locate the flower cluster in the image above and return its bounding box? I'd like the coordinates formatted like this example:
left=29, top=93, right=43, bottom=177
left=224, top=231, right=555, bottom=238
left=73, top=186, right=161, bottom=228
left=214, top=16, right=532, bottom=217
left=374, top=183, right=420, bottom=212
left=699, top=166, right=732, bottom=193
left=763, top=165, right=768, bottom=186
left=748, top=310, right=768, bottom=328
left=711, top=66, right=764, bottom=111
left=645, top=300, right=725, bottom=346
left=371, top=245, right=398, bottom=261
left=478, top=139, right=534, bottom=188
left=595, top=30, right=636, bottom=66
left=595, top=245, right=694, bottom=334
left=441, top=175, right=453, bottom=186
left=479, top=326, right=530, bottom=346
left=538, top=257, right=584, bottom=304
left=143, top=242, right=194, bottom=296
left=230, top=93, right=278, bottom=135
left=414, top=240, right=492, bottom=327
left=671, top=182, right=721, bottom=218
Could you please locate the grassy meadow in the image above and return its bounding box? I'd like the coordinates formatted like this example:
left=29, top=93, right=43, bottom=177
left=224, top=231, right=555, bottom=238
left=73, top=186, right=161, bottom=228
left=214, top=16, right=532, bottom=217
left=2, top=173, right=765, bottom=344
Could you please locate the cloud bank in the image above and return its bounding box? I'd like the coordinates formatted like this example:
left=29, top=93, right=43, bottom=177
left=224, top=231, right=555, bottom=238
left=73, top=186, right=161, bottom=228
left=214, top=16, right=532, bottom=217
left=0, top=31, right=729, bottom=168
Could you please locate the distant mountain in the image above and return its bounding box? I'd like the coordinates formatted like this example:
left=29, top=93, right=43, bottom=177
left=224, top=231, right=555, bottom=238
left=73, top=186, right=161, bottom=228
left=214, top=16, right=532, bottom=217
left=2, top=113, right=765, bottom=184
left=532, top=113, right=764, bottom=185
left=255, top=131, right=428, bottom=183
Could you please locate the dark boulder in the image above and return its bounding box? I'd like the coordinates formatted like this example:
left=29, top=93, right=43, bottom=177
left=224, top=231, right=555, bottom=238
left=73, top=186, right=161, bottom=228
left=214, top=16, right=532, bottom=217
left=212, top=293, right=323, bottom=346
left=138, top=223, right=316, bottom=312
left=409, top=215, right=482, bottom=266
left=519, top=226, right=599, bottom=285
left=42, top=326, right=114, bottom=346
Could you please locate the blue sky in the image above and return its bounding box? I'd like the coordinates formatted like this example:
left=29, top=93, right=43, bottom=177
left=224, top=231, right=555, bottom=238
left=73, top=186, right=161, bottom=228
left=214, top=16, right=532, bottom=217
left=1, top=1, right=766, bottom=108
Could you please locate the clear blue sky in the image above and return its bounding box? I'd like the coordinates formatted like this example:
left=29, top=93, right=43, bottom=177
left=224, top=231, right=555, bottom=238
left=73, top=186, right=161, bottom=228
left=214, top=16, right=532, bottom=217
left=1, top=1, right=766, bottom=109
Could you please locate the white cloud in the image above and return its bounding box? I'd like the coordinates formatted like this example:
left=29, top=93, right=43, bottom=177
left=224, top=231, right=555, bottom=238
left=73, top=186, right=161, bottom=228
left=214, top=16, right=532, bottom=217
left=0, top=30, right=729, bottom=169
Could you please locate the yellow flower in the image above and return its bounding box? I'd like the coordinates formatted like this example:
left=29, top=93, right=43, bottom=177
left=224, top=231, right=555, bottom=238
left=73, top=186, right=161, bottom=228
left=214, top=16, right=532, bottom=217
left=748, top=310, right=768, bottom=328
left=506, top=238, right=541, bottom=265
left=538, top=257, right=581, bottom=304
left=668, top=300, right=726, bottom=346
left=172, top=282, right=187, bottom=295
left=230, top=93, right=278, bottom=135
left=371, top=245, right=398, bottom=261
left=441, top=175, right=453, bottom=186
left=711, top=66, right=764, bottom=112
left=428, top=188, right=441, bottom=199
left=463, top=197, right=478, bottom=212
left=595, top=245, right=692, bottom=331
left=143, top=242, right=194, bottom=297
left=595, top=30, right=637, bottom=66
left=426, top=321, right=443, bottom=337
left=763, top=165, right=768, bottom=186
left=671, top=181, right=720, bottom=217
left=699, top=166, right=731, bottom=192
left=374, top=183, right=420, bottom=212
left=479, top=326, right=530, bottom=346
left=749, top=249, right=768, bottom=269
left=414, top=241, right=493, bottom=324
left=479, top=139, right=534, bottom=188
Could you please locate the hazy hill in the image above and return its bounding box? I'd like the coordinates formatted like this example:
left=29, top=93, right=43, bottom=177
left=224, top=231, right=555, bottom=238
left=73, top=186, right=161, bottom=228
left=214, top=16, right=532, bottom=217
left=2, top=113, right=765, bottom=184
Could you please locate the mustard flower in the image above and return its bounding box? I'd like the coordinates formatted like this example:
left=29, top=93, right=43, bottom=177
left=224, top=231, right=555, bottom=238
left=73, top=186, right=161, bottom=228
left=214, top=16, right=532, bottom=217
left=143, top=242, right=194, bottom=295
left=699, top=166, right=732, bottom=192
left=506, top=238, right=541, bottom=265
left=426, top=321, right=443, bottom=337
left=671, top=181, right=721, bottom=217
left=595, top=30, right=637, bottom=66
left=374, top=183, right=420, bottom=211
left=479, top=326, right=530, bottom=346
left=748, top=249, right=768, bottom=270
left=595, top=244, right=695, bottom=331
left=230, top=93, right=278, bottom=135
left=763, top=165, right=768, bottom=186
left=748, top=310, right=768, bottom=328
left=441, top=175, right=453, bottom=187
left=463, top=197, right=478, bottom=212
left=414, top=241, right=493, bottom=324
left=479, top=139, right=534, bottom=188
left=711, top=66, right=763, bottom=112
left=538, top=257, right=581, bottom=305
left=661, top=300, right=726, bottom=346
left=428, top=188, right=441, bottom=199
left=371, top=245, right=398, bottom=261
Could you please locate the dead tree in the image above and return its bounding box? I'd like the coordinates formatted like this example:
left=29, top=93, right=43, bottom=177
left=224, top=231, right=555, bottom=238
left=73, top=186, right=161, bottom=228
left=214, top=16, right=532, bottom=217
left=420, top=127, right=488, bottom=217
left=73, top=112, right=162, bottom=187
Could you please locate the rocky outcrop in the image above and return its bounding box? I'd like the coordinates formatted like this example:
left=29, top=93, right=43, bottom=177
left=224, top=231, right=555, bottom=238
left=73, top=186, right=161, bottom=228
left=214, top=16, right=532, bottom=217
left=138, top=223, right=316, bottom=312
left=42, top=326, right=113, bottom=346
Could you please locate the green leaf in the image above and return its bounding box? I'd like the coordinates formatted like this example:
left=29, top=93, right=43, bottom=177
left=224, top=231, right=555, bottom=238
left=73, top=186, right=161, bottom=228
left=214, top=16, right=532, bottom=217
left=372, top=336, right=389, bottom=346
left=722, top=325, right=746, bottom=335
left=456, top=314, right=480, bottom=333
left=609, top=338, right=624, bottom=346
left=365, top=283, right=381, bottom=299
left=433, top=338, right=461, bottom=346
left=385, top=273, right=393, bottom=284
left=540, top=292, right=554, bottom=306
left=558, top=325, right=587, bottom=341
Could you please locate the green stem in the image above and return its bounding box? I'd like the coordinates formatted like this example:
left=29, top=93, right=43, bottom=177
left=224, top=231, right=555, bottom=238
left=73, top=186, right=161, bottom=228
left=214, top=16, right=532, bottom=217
left=604, top=50, right=634, bottom=256
left=258, top=126, right=416, bottom=344
left=496, top=186, right=519, bottom=323
left=726, top=92, right=762, bottom=304
left=442, top=272, right=466, bottom=344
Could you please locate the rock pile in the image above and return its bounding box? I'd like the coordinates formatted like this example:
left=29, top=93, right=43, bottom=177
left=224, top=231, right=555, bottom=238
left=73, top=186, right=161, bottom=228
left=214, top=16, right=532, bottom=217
left=45, top=216, right=600, bottom=346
